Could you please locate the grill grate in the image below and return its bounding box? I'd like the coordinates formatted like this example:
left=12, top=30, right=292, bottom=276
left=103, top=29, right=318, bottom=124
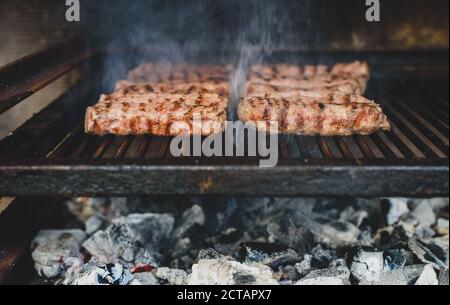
left=47, top=77, right=449, bottom=162
left=0, top=51, right=448, bottom=197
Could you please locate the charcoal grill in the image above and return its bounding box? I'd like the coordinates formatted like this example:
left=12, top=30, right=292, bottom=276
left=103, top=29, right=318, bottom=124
left=0, top=39, right=448, bottom=198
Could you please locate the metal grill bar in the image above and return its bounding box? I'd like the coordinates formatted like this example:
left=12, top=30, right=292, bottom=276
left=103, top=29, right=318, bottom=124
left=0, top=52, right=448, bottom=197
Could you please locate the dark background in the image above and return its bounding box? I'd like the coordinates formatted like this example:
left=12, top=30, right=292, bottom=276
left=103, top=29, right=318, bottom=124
left=76, top=0, right=449, bottom=52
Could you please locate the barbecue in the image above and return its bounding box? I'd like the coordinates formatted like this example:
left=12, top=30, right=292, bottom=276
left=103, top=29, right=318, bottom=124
left=0, top=0, right=448, bottom=287
left=85, top=92, right=227, bottom=136
left=238, top=95, right=390, bottom=136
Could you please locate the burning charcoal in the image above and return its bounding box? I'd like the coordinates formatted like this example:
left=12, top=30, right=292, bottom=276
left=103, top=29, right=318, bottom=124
left=266, top=221, right=306, bottom=251
left=171, top=205, right=205, bottom=240
left=408, top=238, right=448, bottom=270
left=383, top=198, right=410, bottom=225
left=206, top=228, right=252, bottom=256
left=133, top=272, right=160, bottom=285
left=295, top=261, right=351, bottom=285
left=435, top=218, right=449, bottom=236
left=189, top=258, right=278, bottom=285
left=415, top=264, right=439, bottom=285
left=197, top=248, right=224, bottom=260
left=239, top=242, right=303, bottom=269
left=349, top=247, right=384, bottom=283
left=82, top=224, right=159, bottom=269
left=410, top=201, right=436, bottom=227
left=375, top=222, right=415, bottom=249
left=280, top=265, right=301, bottom=282
left=383, top=249, right=413, bottom=271
left=307, top=218, right=361, bottom=249
left=173, top=238, right=192, bottom=258
left=85, top=214, right=106, bottom=235
left=438, top=267, right=449, bottom=285
left=295, top=254, right=313, bottom=276
left=63, top=260, right=136, bottom=285
left=360, top=264, right=428, bottom=285
left=155, top=267, right=190, bottom=285
left=31, top=230, right=87, bottom=278
left=112, top=213, right=174, bottom=251
left=311, top=245, right=338, bottom=268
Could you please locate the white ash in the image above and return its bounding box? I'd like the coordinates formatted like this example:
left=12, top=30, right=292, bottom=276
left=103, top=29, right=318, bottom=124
left=155, top=267, right=190, bottom=285
left=296, top=259, right=350, bottom=286
left=82, top=224, right=159, bottom=269
left=31, top=230, right=86, bottom=278
left=349, top=247, right=384, bottom=283
left=360, top=264, right=429, bottom=285
left=32, top=197, right=448, bottom=286
left=112, top=213, right=175, bottom=251
left=384, top=198, right=410, bottom=225
left=295, top=254, right=314, bottom=277
left=240, top=242, right=303, bottom=269
left=133, top=272, right=160, bottom=285
left=415, top=264, right=439, bottom=285
left=189, top=258, right=278, bottom=285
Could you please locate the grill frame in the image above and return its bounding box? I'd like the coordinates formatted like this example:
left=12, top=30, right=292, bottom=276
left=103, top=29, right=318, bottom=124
left=0, top=43, right=448, bottom=197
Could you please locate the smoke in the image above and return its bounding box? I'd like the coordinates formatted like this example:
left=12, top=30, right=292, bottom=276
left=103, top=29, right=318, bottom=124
left=79, top=1, right=309, bottom=99
left=229, top=1, right=278, bottom=120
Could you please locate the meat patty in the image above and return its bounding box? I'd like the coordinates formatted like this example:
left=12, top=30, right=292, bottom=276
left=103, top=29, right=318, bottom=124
left=128, top=63, right=232, bottom=83
left=249, top=61, right=369, bottom=94
left=115, top=80, right=229, bottom=96
left=85, top=92, right=227, bottom=136
left=238, top=95, right=390, bottom=136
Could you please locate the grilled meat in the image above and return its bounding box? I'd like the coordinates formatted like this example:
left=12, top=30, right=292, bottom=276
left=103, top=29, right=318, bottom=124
left=249, top=61, right=369, bottom=94
left=128, top=64, right=232, bottom=83
left=238, top=95, right=390, bottom=136
left=85, top=92, right=227, bottom=136
left=115, top=80, right=229, bottom=96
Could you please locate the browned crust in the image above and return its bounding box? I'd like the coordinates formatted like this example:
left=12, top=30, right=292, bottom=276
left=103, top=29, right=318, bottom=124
left=114, top=80, right=230, bottom=96
left=248, top=61, right=369, bottom=95
left=85, top=93, right=228, bottom=136
left=128, top=64, right=232, bottom=83
left=238, top=95, right=390, bottom=136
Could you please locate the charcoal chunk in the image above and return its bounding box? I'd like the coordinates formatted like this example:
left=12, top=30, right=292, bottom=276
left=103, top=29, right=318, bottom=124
left=31, top=230, right=86, bottom=278
left=360, top=264, right=427, bottom=285
left=295, top=261, right=350, bottom=285
left=171, top=205, right=205, bottom=240
left=295, top=254, right=313, bottom=277
left=133, top=272, right=160, bottom=285
left=63, top=260, right=135, bottom=285
left=189, top=258, right=278, bottom=285
left=82, top=224, right=158, bottom=269
left=383, top=249, right=411, bottom=271
left=155, top=267, right=190, bottom=285
left=408, top=239, right=448, bottom=270
left=349, top=247, right=384, bottom=283
left=415, top=264, right=438, bottom=285
left=240, top=242, right=303, bottom=269
left=112, top=213, right=174, bottom=251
